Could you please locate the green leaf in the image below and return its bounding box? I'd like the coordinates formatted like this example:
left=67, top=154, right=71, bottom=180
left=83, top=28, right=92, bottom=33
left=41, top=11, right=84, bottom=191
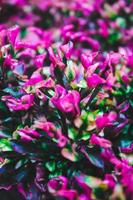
left=68, top=128, right=78, bottom=140
left=45, top=161, right=55, bottom=172
left=0, top=139, right=12, bottom=151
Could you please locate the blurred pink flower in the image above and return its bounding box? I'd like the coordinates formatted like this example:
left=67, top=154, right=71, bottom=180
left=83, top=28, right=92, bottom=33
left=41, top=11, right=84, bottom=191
left=87, top=74, right=105, bottom=88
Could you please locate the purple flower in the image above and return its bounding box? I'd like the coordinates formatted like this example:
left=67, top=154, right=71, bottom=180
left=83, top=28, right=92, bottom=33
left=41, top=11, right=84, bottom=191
left=51, top=85, right=80, bottom=116
left=2, top=94, right=34, bottom=111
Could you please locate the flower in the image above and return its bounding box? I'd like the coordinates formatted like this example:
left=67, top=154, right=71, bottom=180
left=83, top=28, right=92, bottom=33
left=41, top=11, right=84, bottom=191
left=2, top=94, right=34, bottom=111
left=17, top=127, right=40, bottom=141
left=7, top=25, right=20, bottom=46
left=90, top=134, right=112, bottom=148
left=0, top=1, right=133, bottom=199
left=60, top=41, right=73, bottom=59
left=51, top=85, right=80, bottom=116
left=87, top=74, right=105, bottom=88
left=48, top=47, right=65, bottom=69
left=96, top=112, right=117, bottom=129
left=34, top=53, right=46, bottom=68
left=48, top=176, right=78, bottom=200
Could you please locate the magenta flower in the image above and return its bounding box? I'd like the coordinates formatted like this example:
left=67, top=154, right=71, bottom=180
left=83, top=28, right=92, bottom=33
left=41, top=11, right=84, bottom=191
left=75, top=175, right=92, bottom=198
left=24, top=70, right=43, bottom=87
left=35, top=77, right=55, bottom=89
left=101, top=149, right=122, bottom=169
left=81, top=53, right=96, bottom=70
left=90, top=134, right=112, bottom=148
left=103, top=174, right=116, bottom=189
left=48, top=47, right=65, bottom=69
left=33, top=119, right=56, bottom=132
left=34, top=53, right=46, bottom=68
left=24, top=69, right=54, bottom=93
left=60, top=41, right=73, bottom=59
left=57, top=189, right=77, bottom=200
left=2, top=94, right=34, bottom=111
left=97, top=19, right=108, bottom=38
left=87, top=74, right=105, bottom=88
left=108, top=52, right=122, bottom=66
left=51, top=85, right=80, bottom=116
left=96, top=112, right=117, bottom=129
left=121, top=165, right=133, bottom=197
left=17, top=127, right=40, bottom=141
left=7, top=25, right=20, bottom=46
left=48, top=176, right=77, bottom=200
left=48, top=176, right=68, bottom=193
left=33, top=119, right=67, bottom=147
left=0, top=2, right=133, bottom=199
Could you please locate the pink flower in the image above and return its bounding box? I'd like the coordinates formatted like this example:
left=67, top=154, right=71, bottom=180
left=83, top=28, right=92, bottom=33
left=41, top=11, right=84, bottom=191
left=96, top=112, right=117, bottom=129
left=7, top=25, right=20, bottom=46
left=24, top=70, right=43, bottom=87
left=51, top=85, right=80, bottom=116
left=34, top=53, right=46, bottom=68
left=103, top=174, right=116, bottom=189
left=60, top=41, right=73, bottom=59
left=48, top=176, right=68, bottom=193
left=17, top=127, right=40, bottom=141
left=81, top=53, right=93, bottom=69
left=33, top=120, right=56, bottom=137
left=33, top=120, right=67, bottom=147
left=2, top=94, right=34, bottom=111
left=87, top=74, right=105, bottom=88
left=90, top=134, right=112, bottom=148
left=48, top=176, right=77, bottom=200
left=121, top=164, right=133, bottom=196
left=108, top=52, right=122, bottom=66
left=75, top=175, right=92, bottom=198
left=35, top=78, right=55, bottom=89
left=97, top=19, right=108, bottom=38
left=48, top=47, right=65, bottom=69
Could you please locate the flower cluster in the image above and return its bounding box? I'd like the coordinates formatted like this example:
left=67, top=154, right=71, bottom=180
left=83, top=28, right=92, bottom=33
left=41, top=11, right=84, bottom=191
left=0, top=0, right=133, bottom=200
